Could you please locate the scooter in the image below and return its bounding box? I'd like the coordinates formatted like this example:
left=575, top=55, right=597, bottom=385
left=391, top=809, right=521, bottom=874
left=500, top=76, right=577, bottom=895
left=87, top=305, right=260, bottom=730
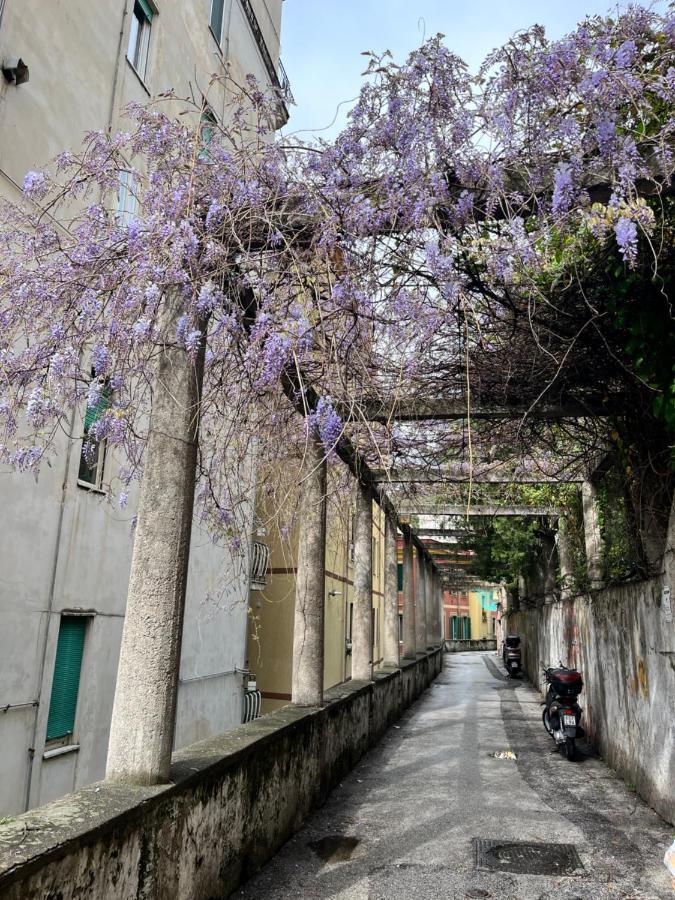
left=542, top=663, right=583, bottom=760
left=502, top=634, right=522, bottom=676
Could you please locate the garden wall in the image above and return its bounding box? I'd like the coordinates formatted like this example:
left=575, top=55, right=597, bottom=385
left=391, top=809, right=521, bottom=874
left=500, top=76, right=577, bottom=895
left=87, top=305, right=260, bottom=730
left=506, top=572, right=674, bottom=823
left=0, top=649, right=442, bottom=899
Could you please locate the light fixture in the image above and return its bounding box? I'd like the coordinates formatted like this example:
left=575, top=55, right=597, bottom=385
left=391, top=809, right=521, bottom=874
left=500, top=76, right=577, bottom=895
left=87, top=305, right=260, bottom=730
left=2, top=58, right=29, bottom=85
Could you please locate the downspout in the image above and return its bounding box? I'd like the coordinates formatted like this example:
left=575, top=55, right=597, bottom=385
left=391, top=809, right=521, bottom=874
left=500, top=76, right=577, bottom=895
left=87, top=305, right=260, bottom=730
left=24, top=406, right=78, bottom=811
left=107, top=0, right=130, bottom=133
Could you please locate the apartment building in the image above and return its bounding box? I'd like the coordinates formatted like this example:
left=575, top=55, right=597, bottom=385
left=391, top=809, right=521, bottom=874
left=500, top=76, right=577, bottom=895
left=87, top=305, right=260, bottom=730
left=0, top=0, right=289, bottom=815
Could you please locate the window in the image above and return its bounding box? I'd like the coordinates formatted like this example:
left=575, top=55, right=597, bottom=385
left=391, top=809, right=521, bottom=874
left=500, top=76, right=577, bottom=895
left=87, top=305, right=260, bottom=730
left=210, top=0, right=225, bottom=44
left=46, top=616, right=87, bottom=743
left=128, top=0, right=153, bottom=79
left=397, top=562, right=403, bottom=592
left=116, top=170, right=138, bottom=225
left=78, top=380, right=111, bottom=490
left=451, top=615, right=459, bottom=640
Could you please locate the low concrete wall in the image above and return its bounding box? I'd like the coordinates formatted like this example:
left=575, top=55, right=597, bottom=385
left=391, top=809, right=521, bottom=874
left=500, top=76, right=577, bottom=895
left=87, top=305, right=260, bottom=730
left=506, top=578, right=674, bottom=824
left=444, top=638, right=497, bottom=652
left=0, top=649, right=442, bottom=900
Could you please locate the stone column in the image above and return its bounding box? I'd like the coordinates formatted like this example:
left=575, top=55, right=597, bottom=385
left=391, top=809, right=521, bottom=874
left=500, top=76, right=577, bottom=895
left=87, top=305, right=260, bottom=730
left=416, top=552, right=428, bottom=650
left=107, top=291, right=205, bottom=785
left=402, top=529, right=416, bottom=659
left=352, top=482, right=373, bottom=681
left=557, top=517, right=574, bottom=600
left=383, top=512, right=399, bottom=667
left=290, top=431, right=328, bottom=706
left=582, top=480, right=604, bottom=589
left=425, top=565, right=435, bottom=648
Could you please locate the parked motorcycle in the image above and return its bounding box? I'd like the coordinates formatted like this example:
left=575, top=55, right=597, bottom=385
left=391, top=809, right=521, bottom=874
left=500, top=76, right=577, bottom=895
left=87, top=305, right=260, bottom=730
left=502, top=634, right=522, bottom=676
left=542, top=664, right=584, bottom=760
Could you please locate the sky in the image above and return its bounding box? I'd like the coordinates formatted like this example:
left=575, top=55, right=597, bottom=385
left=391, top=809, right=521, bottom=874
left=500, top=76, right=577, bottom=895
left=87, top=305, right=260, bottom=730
left=279, top=0, right=656, bottom=139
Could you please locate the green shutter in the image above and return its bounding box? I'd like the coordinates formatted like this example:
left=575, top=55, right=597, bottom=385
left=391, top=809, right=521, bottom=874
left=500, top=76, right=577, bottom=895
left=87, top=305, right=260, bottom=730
left=84, top=384, right=111, bottom=432
left=397, top=562, right=403, bottom=592
left=46, top=617, right=87, bottom=741
left=465, top=617, right=471, bottom=640
left=137, top=0, right=154, bottom=22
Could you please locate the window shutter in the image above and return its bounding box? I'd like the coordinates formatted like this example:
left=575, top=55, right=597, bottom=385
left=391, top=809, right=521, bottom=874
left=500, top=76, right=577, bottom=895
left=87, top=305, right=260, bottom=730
left=397, top=562, right=403, bottom=592
left=466, top=617, right=471, bottom=640
left=46, top=617, right=87, bottom=741
left=137, top=0, right=154, bottom=22
left=84, top=384, right=111, bottom=432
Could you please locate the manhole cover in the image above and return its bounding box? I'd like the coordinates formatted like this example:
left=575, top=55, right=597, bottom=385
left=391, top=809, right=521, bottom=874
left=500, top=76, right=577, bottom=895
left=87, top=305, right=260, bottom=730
left=472, top=839, right=583, bottom=875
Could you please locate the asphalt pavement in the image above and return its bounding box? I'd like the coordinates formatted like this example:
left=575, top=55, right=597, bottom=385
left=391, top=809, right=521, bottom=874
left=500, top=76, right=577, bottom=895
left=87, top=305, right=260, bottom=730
left=236, top=651, right=674, bottom=899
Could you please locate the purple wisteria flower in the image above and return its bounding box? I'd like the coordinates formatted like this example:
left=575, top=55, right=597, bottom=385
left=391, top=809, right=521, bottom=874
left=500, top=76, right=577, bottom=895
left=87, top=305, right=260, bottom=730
left=22, top=171, right=47, bottom=199
left=614, top=217, right=638, bottom=265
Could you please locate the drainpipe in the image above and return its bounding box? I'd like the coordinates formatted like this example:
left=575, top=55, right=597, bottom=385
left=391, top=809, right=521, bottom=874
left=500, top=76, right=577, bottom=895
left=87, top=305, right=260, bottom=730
left=107, top=0, right=129, bottom=134
left=24, top=405, right=78, bottom=811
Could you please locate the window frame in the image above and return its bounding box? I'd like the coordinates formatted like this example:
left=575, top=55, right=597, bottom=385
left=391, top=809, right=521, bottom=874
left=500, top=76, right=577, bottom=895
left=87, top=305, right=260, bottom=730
left=116, top=169, right=138, bottom=225
left=45, top=614, right=90, bottom=747
left=77, top=378, right=112, bottom=493
left=209, top=0, right=226, bottom=46
left=127, top=0, right=154, bottom=81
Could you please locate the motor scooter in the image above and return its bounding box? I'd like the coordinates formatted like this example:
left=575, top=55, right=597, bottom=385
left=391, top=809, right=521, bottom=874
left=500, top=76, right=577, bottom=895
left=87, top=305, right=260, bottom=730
left=502, top=634, right=522, bottom=676
left=542, top=663, right=584, bottom=760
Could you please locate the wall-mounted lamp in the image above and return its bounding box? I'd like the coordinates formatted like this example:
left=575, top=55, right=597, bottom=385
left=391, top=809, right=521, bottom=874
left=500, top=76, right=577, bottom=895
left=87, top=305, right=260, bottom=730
left=2, top=58, right=29, bottom=85
left=328, top=589, right=342, bottom=598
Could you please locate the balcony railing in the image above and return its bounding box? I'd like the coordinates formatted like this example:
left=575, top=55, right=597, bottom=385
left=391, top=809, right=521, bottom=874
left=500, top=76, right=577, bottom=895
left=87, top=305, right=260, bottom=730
left=251, top=540, right=270, bottom=590
left=240, top=0, right=295, bottom=107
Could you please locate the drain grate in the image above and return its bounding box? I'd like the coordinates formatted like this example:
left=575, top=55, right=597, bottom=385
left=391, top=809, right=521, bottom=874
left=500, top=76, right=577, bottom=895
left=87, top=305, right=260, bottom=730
left=472, top=838, right=583, bottom=875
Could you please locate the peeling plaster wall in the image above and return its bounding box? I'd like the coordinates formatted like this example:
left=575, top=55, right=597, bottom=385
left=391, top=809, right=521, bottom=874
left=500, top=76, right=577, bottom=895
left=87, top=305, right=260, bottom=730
left=0, top=650, right=442, bottom=900
left=507, top=570, right=675, bottom=824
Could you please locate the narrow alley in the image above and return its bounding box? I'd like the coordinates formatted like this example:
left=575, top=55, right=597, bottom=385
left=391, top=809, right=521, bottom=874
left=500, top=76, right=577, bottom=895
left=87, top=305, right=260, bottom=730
left=237, top=653, right=673, bottom=900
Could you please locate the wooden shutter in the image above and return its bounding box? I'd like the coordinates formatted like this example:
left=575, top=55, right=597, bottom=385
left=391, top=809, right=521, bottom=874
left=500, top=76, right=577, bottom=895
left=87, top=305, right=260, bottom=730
left=137, top=0, right=154, bottom=22
left=46, top=617, right=87, bottom=741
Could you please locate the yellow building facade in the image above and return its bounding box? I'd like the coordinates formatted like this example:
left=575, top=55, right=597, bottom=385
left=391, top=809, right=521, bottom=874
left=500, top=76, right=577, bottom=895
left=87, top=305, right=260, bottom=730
left=248, top=495, right=387, bottom=713
left=467, top=587, right=499, bottom=640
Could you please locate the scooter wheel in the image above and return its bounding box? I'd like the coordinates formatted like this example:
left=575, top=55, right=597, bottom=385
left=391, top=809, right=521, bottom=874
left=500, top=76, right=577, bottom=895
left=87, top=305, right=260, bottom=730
left=542, top=708, right=553, bottom=736
left=564, top=737, right=575, bottom=761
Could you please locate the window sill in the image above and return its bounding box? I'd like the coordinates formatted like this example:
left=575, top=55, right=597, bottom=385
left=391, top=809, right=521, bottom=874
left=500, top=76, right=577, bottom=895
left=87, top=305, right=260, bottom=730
left=76, top=480, right=107, bottom=496
left=43, top=743, right=80, bottom=760
left=125, top=58, right=151, bottom=96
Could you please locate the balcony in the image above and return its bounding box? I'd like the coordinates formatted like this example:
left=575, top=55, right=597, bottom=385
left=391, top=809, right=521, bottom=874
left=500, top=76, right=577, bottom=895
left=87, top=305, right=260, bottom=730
left=240, top=0, right=294, bottom=122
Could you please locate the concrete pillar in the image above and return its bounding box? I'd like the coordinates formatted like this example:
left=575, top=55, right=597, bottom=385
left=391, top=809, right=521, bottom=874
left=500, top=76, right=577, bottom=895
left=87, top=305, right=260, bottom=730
left=352, top=482, right=373, bottom=681
left=430, top=569, right=439, bottom=645
left=416, top=553, right=427, bottom=650
left=557, top=517, right=574, bottom=600
left=425, top=565, right=435, bottom=648
left=582, top=480, right=604, bottom=589
left=402, top=530, right=416, bottom=659
left=290, top=431, right=328, bottom=706
left=383, top=512, right=399, bottom=667
left=106, top=291, right=205, bottom=785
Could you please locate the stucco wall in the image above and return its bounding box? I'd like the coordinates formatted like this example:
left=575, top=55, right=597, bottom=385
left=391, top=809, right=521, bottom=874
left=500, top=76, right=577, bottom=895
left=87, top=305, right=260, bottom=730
left=0, top=650, right=442, bottom=900
left=0, top=0, right=285, bottom=816
left=505, top=576, right=675, bottom=823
